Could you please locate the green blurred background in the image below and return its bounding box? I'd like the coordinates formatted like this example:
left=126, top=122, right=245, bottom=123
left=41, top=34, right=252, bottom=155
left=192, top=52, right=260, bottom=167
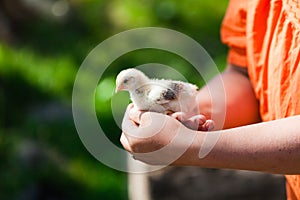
left=0, top=0, right=228, bottom=199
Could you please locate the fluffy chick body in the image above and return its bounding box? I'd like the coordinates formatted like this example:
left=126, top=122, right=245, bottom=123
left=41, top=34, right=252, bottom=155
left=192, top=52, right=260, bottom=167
left=115, top=68, right=199, bottom=116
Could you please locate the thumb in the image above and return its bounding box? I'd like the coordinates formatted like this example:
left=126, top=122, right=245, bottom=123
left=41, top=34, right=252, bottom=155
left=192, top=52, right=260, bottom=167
left=137, top=112, right=171, bottom=138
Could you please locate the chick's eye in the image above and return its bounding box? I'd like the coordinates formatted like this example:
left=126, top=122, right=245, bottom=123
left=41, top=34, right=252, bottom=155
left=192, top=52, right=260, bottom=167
left=123, top=79, right=128, bottom=84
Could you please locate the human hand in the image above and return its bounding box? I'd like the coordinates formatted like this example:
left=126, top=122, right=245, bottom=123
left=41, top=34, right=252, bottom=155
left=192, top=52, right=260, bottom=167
left=120, top=104, right=211, bottom=165
left=126, top=103, right=214, bottom=131
left=121, top=104, right=184, bottom=153
left=171, top=112, right=215, bottom=131
left=121, top=104, right=201, bottom=165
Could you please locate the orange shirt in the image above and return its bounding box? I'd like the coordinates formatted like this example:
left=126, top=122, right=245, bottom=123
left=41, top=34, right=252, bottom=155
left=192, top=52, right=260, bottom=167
left=221, top=0, right=300, bottom=199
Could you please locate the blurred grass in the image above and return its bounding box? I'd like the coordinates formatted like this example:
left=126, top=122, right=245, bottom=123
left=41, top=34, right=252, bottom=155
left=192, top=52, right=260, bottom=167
left=0, top=0, right=228, bottom=199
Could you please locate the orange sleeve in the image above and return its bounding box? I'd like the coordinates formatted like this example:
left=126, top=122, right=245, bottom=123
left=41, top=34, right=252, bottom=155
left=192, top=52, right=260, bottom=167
left=286, top=176, right=300, bottom=200
left=221, top=0, right=248, bottom=67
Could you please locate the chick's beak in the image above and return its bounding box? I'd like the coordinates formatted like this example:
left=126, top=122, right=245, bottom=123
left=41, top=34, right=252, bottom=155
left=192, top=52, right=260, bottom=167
left=115, top=84, right=123, bottom=93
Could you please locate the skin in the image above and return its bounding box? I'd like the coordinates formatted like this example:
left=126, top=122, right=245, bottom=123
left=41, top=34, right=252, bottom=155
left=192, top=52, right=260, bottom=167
left=120, top=64, right=300, bottom=174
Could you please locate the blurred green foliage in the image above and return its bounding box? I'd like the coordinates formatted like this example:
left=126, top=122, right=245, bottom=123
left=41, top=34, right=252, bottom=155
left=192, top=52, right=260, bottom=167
left=0, top=0, right=228, bottom=199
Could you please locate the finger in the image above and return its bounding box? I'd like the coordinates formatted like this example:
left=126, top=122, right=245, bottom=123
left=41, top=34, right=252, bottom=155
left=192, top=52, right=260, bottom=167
left=171, top=112, right=186, bottom=121
left=120, top=133, right=133, bottom=153
left=122, top=105, right=140, bottom=136
left=122, top=106, right=162, bottom=139
left=203, top=120, right=215, bottom=131
left=188, top=115, right=207, bottom=125
left=137, top=112, right=177, bottom=138
left=182, top=115, right=207, bottom=130
left=128, top=105, right=145, bottom=125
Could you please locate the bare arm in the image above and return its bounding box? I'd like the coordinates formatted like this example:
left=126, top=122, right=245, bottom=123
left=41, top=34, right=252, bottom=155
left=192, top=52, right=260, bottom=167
left=196, top=64, right=261, bottom=129
left=121, top=107, right=300, bottom=174
left=120, top=65, right=300, bottom=174
left=178, top=115, right=300, bottom=174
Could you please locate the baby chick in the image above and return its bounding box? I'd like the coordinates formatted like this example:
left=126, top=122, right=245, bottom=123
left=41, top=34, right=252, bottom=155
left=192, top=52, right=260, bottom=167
left=115, top=68, right=214, bottom=131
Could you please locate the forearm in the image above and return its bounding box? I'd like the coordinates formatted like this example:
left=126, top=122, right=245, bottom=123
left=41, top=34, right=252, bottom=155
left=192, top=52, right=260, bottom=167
left=196, top=64, right=261, bottom=129
left=179, top=115, right=300, bottom=174
left=121, top=65, right=299, bottom=174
